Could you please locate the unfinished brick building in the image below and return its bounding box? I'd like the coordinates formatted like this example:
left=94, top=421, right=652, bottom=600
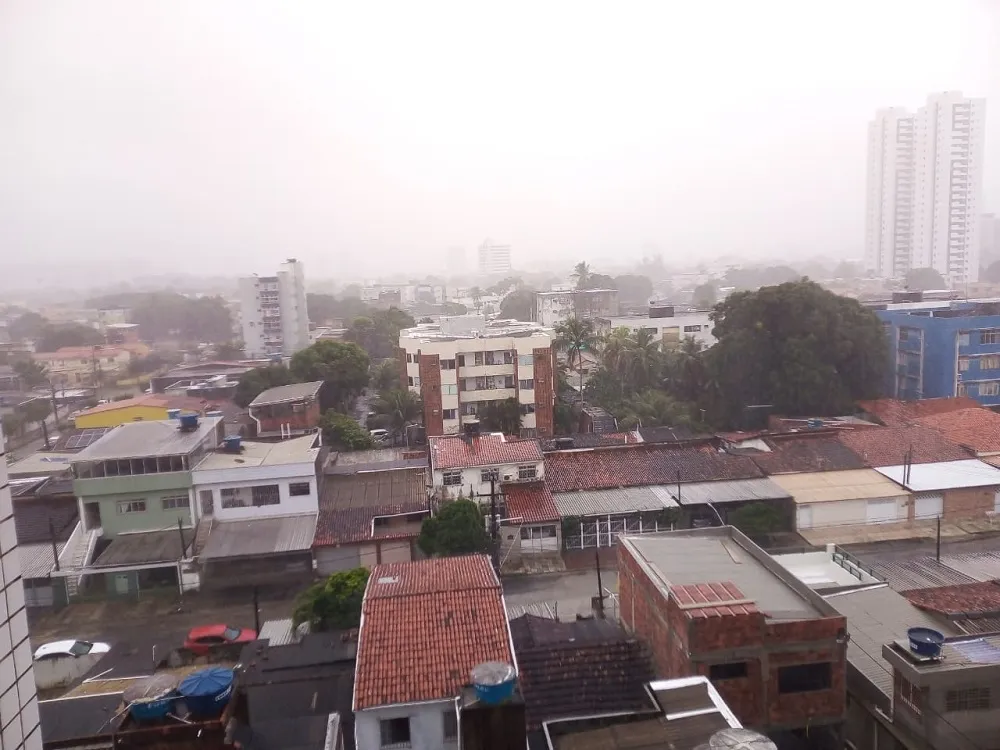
left=618, top=527, right=848, bottom=747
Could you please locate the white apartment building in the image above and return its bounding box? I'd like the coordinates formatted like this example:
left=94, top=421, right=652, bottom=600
left=399, top=317, right=555, bottom=436
left=598, top=310, right=716, bottom=350
left=477, top=239, right=512, bottom=276
left=865, top=92, right=986, bottom=286
left=1, top=428, right=43, bottom=750
left=238, top=258, right=311, bottom=358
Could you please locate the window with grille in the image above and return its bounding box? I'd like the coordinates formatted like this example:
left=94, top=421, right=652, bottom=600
left=481, top=468, right=499, bottom=483
left=117, top=500, right=146, bottom=514
left=443, top=470, right=462, bottom=486
left=221, top=488, right=249, bottom=508
left=896, top=673, right=923, bottom=715
left=252, top=485, right=280, bottom=506
left=983, top=356, right=1000, bottom=370
left=958, top=358, right=970, bottom=371
left=289, top=482, right=311, bottom=496
left=946, top=687, right=991, bottom=711
left=981, top=382, right=1000, bottom=396
left=981, top=330, right=1000, bottom=345
left=379, top=717, right=411, bottom=747
left=518, top=465, right=537, bottom=480
left=161, top=496, right=189, bottom=510
left=518, top=379, right=534, bottom=390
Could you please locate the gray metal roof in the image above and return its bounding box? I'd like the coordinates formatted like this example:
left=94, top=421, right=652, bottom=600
left=72, top=417, right=223, bottom=461
left=824, top=585, right=959, bottom=705
left=553, top=485, right=678, bottom=517
left=91, top=529, right=187, bottom=567
left=200, top=514, right=317, bottom=560
left=877, top=459, right=1000, bottom=492
left=671, top=477, right=791, bottom=506
left=624, top=531, right=820, bottom=620
left=858, top=555, right=976, bottom=591
left=249, top=381, right=323, bottom=406
left=939, top=551, right=1000, bottom=583
left=19, top=542, right=64, bottom=579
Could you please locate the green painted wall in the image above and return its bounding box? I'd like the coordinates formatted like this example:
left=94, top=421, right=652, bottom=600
left=96, top=488, right=193, bottom=537
left=74, top=472, right=191, bottom=499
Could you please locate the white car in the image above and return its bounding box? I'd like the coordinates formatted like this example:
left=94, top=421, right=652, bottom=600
left=33, top=640, right=110, bottom=661
left=369, top=428, right=389, bottom=441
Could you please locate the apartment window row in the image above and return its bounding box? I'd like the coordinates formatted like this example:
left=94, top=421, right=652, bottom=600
left=220, top=484, right=281, bottom=508
left=959, top=356, right=1000, bottom=372
left=980, top=382, right=1000, bottom=397
left=946, top=687, right=991, bottom=712
left=117, top=500, right=147, bottom=514
left=520, top=525, right=556, bottom=540
left=75, top=455, right=188, bottom=478
left=457, top=351, right=515, bottom=367
left=289, top=482, right=311, bottom=497
left=464, top=375, right=515, bottom=391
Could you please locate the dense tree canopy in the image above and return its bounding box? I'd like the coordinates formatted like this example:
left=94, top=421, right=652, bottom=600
left=305, top=293, right=371, bottom=324
left=36, top=324, right=103, bottom=352
left=320, top=411, right=374, bottom=450
left=290, top=341, right=370, bottom=411
left=691, top=282, right=717, bottom=309
left=554, top=317, right=599, bottom=393
left=292, top=567, right=370, bottom=630
left=233, top=365, right=297, bottom=408
left=478, top=397, right=522, bottom=435
left=214, top=342, right=244, bottom=360
left=904, top=267, right=947, bottom=291
left=9, top=311, right=48, bottom=342
left=345, top=308, right=415, bottom=359
left=613, top=274, right=654, bottom=305
left=13, top=360, right=49, bottom=387
left=88, top=292, right=233, bottom=342
left=419, top=499, right=490, bottom=557
left=372, top=388, right=422, bottom=440
left=498, top=288, right=535, bottom=321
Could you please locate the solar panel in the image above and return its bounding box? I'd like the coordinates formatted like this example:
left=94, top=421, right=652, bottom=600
left=61, top=427, right=111, bottom=450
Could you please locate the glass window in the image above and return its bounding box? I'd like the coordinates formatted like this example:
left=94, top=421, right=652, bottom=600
left=289, top=482, right=311, bottom=496
left=442, top=470, right=462, bottom=486
left=518, top=465, right=537, bottom=480
left=518, top=354, right=533, bottom=367
left=481, top=468, right=499, bottom=483
left=959, top=332, right=971, bottom=346
left=252, top=485, right=281, bottom=506
left=161, top=496, right=189, bottom=510
left=982, top=357, right=1000, bottom=370
left=518, top=379, right=534, bottom=390
left=474, top=352, right=484, bottom=366
left=380, top=717, right=411, bottom=747
left=958, top=358, right=971, bottom=371
left=442, top=409, right=457, bottom=420
left=117, top=500, right=146, bottom=514
left=442, top=384, right=458, bottom=396
left=709, top=662, right=748, bottom=680
left=69, top=641, right=94, bottom=656
left=221, top=488, right=249, bottom=508
left=982, top=382, right=1000, bottom=396
left=440, top=359, right=456, bottom=370
left=683, top=325, right=700, bottom=333
left=981, top=330, right=1000, bottom=345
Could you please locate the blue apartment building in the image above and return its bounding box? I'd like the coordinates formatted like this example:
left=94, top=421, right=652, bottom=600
left=875, top=299, right=1000, bottom=406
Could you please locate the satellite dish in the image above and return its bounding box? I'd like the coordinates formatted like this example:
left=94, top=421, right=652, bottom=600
left=709, top=728, right=778, bottom=750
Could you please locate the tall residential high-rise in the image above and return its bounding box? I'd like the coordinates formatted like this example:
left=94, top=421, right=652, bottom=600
left=477, top=239, right=512, bottom=276
left=865, top=92, right=986, bottom=286
left=1, top=427, right=42, bottom=750
left=238, top=258, right=311, bottom=359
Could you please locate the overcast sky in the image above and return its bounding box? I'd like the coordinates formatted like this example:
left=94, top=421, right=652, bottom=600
left=1, top=0, right=996, bottom=285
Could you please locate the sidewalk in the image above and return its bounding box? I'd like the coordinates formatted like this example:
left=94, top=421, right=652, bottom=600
left=798, top=517, right=996, bottom=547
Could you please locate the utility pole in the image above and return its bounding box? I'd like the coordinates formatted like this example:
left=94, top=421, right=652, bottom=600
left=40, top=418, right=50, bottom=450
left=252, top=586, right=261, bottom=634
left=49, top=380, right=60, bottom=429
left=48, top=519, right=60, bottom=572
left=489, top=477, right=499, bottom=571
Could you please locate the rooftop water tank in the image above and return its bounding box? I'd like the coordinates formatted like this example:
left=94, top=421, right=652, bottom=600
left=907, top=627, right=945, bottom=658
left=708, top=728, right=777, bottom=749
left=470, top=662, right=516, bottom=705
left=179, top=413, right=200, bottom=430
left=178, top=667, right=234, bottom=718
left=806, top=418, right=824, bottom=429
left=124, top=673, right=178, bottom=722
left=167, top=409, right=181, bottom=420
left=223, top=435, right=242, bottom=452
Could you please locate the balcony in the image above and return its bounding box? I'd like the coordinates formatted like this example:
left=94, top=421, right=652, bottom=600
left=461, top=388, right=516, bottom=403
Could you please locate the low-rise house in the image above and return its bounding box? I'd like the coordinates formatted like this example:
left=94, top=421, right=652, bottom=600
left=876, top=459, right=1000, bottom=520
left=192, top=433, right=321, bottom=589
left=618, top=527, right=848, bottom=744
left=353, top=556, right=515, bottom=750
left=500, top=482, right=561, bottom=562
left=32, top=345, right=133, bottom=386
left=429, top=433, right=544, bottom=500
left=72, top=393, right=234, bottom=429
left=149, top=360, right=265, bottom=394
left=314, top=468, right=429, bottom=574
left=915, top=406, right=1000, bottom=458
left=857, top=396, right=979, bottom=427
left=770, top=469, right=913, bottom=531
left=12, top=475, right=78, bottom=608
left=248, top=381, right=323, bottom=438
left=837, top=424, right=972, bottom=467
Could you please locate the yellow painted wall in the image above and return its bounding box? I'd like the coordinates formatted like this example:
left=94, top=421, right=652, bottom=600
left=74, top=405, right=171, bottom=429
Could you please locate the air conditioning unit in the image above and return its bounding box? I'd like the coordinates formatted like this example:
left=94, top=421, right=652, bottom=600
left=503, top=474, right=514, bottom=482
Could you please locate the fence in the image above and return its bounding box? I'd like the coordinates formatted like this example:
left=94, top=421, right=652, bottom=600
left=564, top=516, right=673, bottom=550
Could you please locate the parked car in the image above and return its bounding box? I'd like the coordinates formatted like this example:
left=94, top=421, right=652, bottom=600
left=33, top=640, right=110, bottom=661
left=183, top=624, right=257, bottom=655
left=368, top=428, right=389, bottom=441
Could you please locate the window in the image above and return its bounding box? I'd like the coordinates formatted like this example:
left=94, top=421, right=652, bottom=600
left=441, top=359, right=456, bottom=370
left=474, top=352, right=485, bottom=366
left=981, top=382, right=1000, bottom=396
left=898, top=328, right=909, bottom=342
left=683, top=325, right=701, bottom=333
left=221, top=488, right=249, bottom=508
left=442, top=409, right=458, bottom=420
left=520, top=404, right=536, bottom=415
left=407, top=376, right=420, bottom=387
left=117, top=500, right=146, bottom=514
left=289, top=482, right=311, bottom=496
left=777, top=663, right=832, bottom=693
left=161, top=496, right=189, bottom=510
left=982, top=356, right=1000, bottom=370
left=406, top=353, right=414, bottom=363
left=518, top=355, right=533, bottom=367
left=946, top=687, right=991, bottom=711
left=958, top=383, right=968, bottom=396
left=442, top=709, right=458, bottom=741
left=457, top=354, right=466, bottom=367
left=481, top=468, right=499, bottom=483
left=520, top=525, right=557, bottom=539
left=959, top=332, right=971, bottom=346
left=442, top=384, right=458, bottom=396
left=709, top=662, right=748, bottom=681
left=379, top=717, right=411, bottom=748
left=252, top=485, right=281, bottom=506
left=519, top=379, right=534, bottom=390
left=518, top=465, right=537, bottom=480
left=896, top=673, right=923, bottom=715
left=981, top=329, right=1000, bottom=345
left=959, top=357, right=971, bottom=371
left=442, top=470, right=462, bottom=486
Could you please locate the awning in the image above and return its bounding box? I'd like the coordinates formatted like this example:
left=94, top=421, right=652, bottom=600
left=200, top=514, right=317, bottom=560
left=669, top=478, right=791, bottom=506
left=91, top=530, right=187, bottom=567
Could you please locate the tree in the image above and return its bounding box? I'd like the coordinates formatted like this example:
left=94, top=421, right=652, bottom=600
left=905, top=267, right=947, bottom=291
left=320, top=411, right=375, bottom=450
left=831, top=261, right=863, bottom=279
left=613, top=275, right=654, bottom=305
left=498, top=288, right=535, bottom=321
left=572, top=262, right=592, bottom=290
left=441, top=302, right=468, bottom=316
left=233, top=365, right=297, bottom=408
left=728, top=502, right=786, bottom=539
left=469, top=287, right=484, bottom=312
left=616, top=389, right=692, bottom=430
left=292, top=567, right=370, bottom=631
left=554, top=317, right=599, bottom=393
left=9, top=311, right=48, bottom=342
left=702, top=280, right=887, bottom=427
left=87, top=292, right=234, bottom=343
left=215, top=342, right=244, bottom=360
left=127, top=353, right=170, bottom=376
left=664, top=337, right=707, bottom=404
left=345, top=308, right=415, bottom=359
left=418, top=499, right=490, bottom=557
left=36, top=324, right=102, bottom=352
left=372, top=360, right=402, bottom=392
left=306, top=293, right=370, bottom=324
left=290, top=341, right=370, bottom=411
left=479, top=397, right=522, bottom=435
left=372, top=389, right=422, bottom=440
left=19, top=398, right=51, bottom=427
left=13, top=360, right=49, bottom=388
left=691, top=282, right=717, bottom=309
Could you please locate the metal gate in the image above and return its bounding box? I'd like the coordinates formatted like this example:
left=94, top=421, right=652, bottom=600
left=564, top=516, right=671, bottom=550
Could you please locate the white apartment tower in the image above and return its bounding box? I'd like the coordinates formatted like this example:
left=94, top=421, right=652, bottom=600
left=478, top=239, right=512, bottom=276
left=1, top=427, right=42, bottom=750
left=865, top=92, right=986, bottom=286
left=239, top=258, right=311, bottom=359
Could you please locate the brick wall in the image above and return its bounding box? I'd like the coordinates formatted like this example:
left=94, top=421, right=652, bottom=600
left=251, top=398, right=321, bottom=433
left=533, top=347, right=554, bottom=436
left=943, top=487, right=995, bottom=520
left=419, top=353, right=444, bottom=437
left=397, top=347, right=409, bottom=389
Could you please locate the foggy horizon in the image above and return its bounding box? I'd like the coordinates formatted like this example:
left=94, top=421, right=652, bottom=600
left=2, top=0, right=997, bottom=288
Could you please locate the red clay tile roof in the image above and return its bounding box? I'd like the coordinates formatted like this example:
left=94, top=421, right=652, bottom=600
left=671, top=581, right=759, bottom=618
left=903, top=581, right=1000, bottom=617
left=916, top=408, right=1000, bottom=454
left=354, top=556, right=513, bottom=709
left=544, top=444, right=763, bottom=493
left=314, top=469, right=428, bottom=546
left=836, top=425, right=971, bottom=467
left=750, top=436, right=868, bottom=474
left=858, top=397, right=979, bottom=427
left=503, top=482, right=559, bottom=524
left=430, top=434, right=543, bottom=470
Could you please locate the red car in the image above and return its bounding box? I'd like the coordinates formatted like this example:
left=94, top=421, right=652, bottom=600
left=183, top=624, right=257, bottom=655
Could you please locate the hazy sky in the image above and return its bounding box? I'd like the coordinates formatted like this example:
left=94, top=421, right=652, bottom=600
left=1, top=1, right=996, bottom=285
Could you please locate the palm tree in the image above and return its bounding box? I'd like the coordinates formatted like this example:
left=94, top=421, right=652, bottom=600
left=554, top=317, right=599, bottom=395
left=628, top=328, right=663, bottom=389
left=572, top=262, right=592, bottom=290
left=373, top=388, right=423, bottom=444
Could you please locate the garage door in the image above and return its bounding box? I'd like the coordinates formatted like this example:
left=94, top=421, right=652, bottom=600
left=520, top=525, right=559, bottom=554
left=914, top=493, right=944, bottom=520
left=796, top=505, right=813, bottom=530
left=866, top=498, right=899, bottom=524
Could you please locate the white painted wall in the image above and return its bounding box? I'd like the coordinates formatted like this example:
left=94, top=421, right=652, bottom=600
left=192, top=464, right=318, bottom=520
left=794, top=496, right=908, bottom=530
left=432, top=462, right=544, bottom=500
left=355, top=701, right=458, bottom=750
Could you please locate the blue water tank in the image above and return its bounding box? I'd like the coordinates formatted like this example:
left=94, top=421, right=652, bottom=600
left=178, top=667, right=234, bottom=717
left=166, top=409, right=181, bottom=420
left=179, top=413, right=200, bottom=430
left=223, top=435, right=242, bottom=452
left=470, top=662, right=516, bottom=705
left=908, top=627, right=945, bottom=657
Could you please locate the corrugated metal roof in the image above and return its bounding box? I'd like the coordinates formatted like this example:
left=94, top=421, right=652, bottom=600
left=939, top=551, right=1000, bottom=583
left=671, top=478, right=791, bottom=506
left=877, top=459, right=1000, bottom=492
left=258, top=618, right=310, bottom=646
left=553, top=485, right=678, bottom=517
left=73, top=416, right=223, bottom=460
left=249, top=381, right=323, bottom=406
left=200, top=514, right=317, bottom=560
left=824, top=586, right=959, bottom=706
left=860, top=556, right=977, bottom=591
left=505, top=601, right=558, bottom=620
left=769, top=469, right=909, bottom=504
left=19, top=542, right=64, bottom=579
